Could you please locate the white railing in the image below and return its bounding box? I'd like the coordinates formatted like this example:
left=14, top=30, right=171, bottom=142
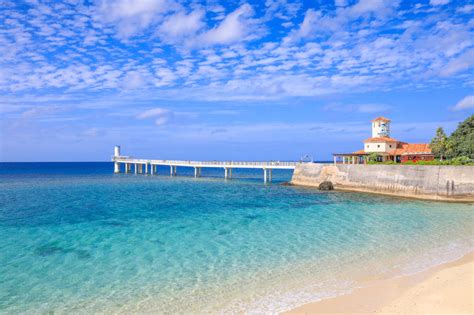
left=113, top=157, right=299, bottom=168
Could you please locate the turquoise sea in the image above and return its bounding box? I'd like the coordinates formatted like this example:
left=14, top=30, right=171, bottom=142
left=0, top=162, right=473, bottom=313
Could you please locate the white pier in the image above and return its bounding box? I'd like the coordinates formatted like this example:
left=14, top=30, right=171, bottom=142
left=112, top=146, right=297, bottom=183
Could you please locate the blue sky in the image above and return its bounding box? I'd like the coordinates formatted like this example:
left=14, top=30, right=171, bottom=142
left=0, top=0, right=473, bottom=162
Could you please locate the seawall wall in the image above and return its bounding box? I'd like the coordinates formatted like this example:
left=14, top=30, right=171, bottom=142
left=291, top=164, right=474, bottom=202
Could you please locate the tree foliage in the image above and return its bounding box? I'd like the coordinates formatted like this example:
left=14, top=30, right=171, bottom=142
left=367, top=152, right=379, bottom=162
left=430, top=127, right=452, bottom=160
left=431, top=115, right=474, bottom=160
left=449, top=115, right=474, bottom=159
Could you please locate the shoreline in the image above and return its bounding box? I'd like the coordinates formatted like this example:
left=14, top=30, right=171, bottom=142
left=285, top=251, right=474, bottom=314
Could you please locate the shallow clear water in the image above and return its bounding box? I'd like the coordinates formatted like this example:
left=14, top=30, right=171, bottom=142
left=0, top=162, right=472, bottom=313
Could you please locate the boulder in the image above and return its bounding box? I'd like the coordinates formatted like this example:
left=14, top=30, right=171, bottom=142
left=318, top=181, right=334, bottom=191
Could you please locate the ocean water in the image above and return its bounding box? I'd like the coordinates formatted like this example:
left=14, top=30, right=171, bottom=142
left=0, top=162, right=472, bottom=313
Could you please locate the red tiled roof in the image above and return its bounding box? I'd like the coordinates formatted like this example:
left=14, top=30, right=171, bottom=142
left=352, top=149, right=366, bottom=154
left=389, top=143, right=432, bottom=155
left=363, top=137, right=399, bottom=143
left=371, top=116, right=391, bottom=122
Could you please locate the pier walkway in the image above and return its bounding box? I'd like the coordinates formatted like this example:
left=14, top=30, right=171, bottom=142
left=112, top=147, right=297, bottom=183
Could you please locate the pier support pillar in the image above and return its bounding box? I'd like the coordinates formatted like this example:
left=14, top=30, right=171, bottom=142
left=170, top=165, right=176, bottom=176
left=134, top=164, right=138, bottom=174
left=262, top=169, right=272, bottom=183
left=114, top=162, right=120, bottom=173
left=194, top=167, right=201, bottom=178
left=333, top=156, right=337, bottom=165
left=150, top=164, right=154, bottom=175
left=224, top=167, right=232, bottom=179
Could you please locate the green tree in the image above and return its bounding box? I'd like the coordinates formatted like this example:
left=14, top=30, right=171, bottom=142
left=368, top=152, right=379, bottom=162
left=430, top=127, right=451, bottom=160
left=449, top=115, right=474, bottom=159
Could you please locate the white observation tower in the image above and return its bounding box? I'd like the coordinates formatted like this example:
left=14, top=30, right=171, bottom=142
left=372, top=117, right=391, bottom=138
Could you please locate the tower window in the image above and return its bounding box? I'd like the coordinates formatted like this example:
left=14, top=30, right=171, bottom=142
left=377, top=145, right=380, bottom=148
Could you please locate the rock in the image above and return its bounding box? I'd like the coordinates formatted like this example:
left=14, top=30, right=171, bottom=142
left=318, top=181, right=334, bottom=191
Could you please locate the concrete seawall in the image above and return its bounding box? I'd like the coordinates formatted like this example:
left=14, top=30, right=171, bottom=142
left=291, top=164, right=474, bottom=202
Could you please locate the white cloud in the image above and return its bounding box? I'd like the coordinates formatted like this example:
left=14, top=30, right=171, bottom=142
left=81, top=127, right=106, bottom=137
left=136, top=107, right=172, bottom=125
left=430, top=0, right=450, bottom=6
left=153, top=115, right=169, bottom=126
left=21, top=105, right=61, bottom=119
left=350, top=0, right=399, bottom=16
left=293, top=9, right=320, bottom=39
left=97, top=0, right=170, bottom=38
left=453, top=95, right=474, bottom=111
left=335, top=0, right=347, bottom=7
left=200, top=4, right=256, bottom=45
left=136, top=107, right=169, bottom=119
left=153, top=67, right=177, bottom=87
left=440, top=49, right=474, bottom=77
left=457, top=5, right=474, bottom=13
left=324, top=103, right=391, bottom=113
left=285, top=0, right=399, bottom=43
left=158, top=9, right=204, bottom=40
left=263, top=0, right=302, bottom=21
left=121, top=71, right=150, bottom=89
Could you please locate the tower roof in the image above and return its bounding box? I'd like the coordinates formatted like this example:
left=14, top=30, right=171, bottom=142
left=372, top=116, right=391, bottom=122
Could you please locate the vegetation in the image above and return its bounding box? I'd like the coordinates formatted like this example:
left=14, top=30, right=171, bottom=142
left=367, top=153, right=379, bottom=163
left=431, top=115, right=473, bottom=160
left=367, top=160, right=397, bottom=165
left=449, top=115, right=474, bottom=159
left=369, top=158, right=474, bottom=166
left=430, top=127, right=453, bottom=160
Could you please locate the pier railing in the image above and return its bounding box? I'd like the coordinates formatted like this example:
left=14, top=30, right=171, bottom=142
left=113, top=157, right=298, bottom=168
left=155, top=160, right=298, bottom=167
left=112, top=156, right=299, bottom=182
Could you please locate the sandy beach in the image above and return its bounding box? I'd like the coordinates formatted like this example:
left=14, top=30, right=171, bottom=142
left=286, top=251, right=474, bottom=315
